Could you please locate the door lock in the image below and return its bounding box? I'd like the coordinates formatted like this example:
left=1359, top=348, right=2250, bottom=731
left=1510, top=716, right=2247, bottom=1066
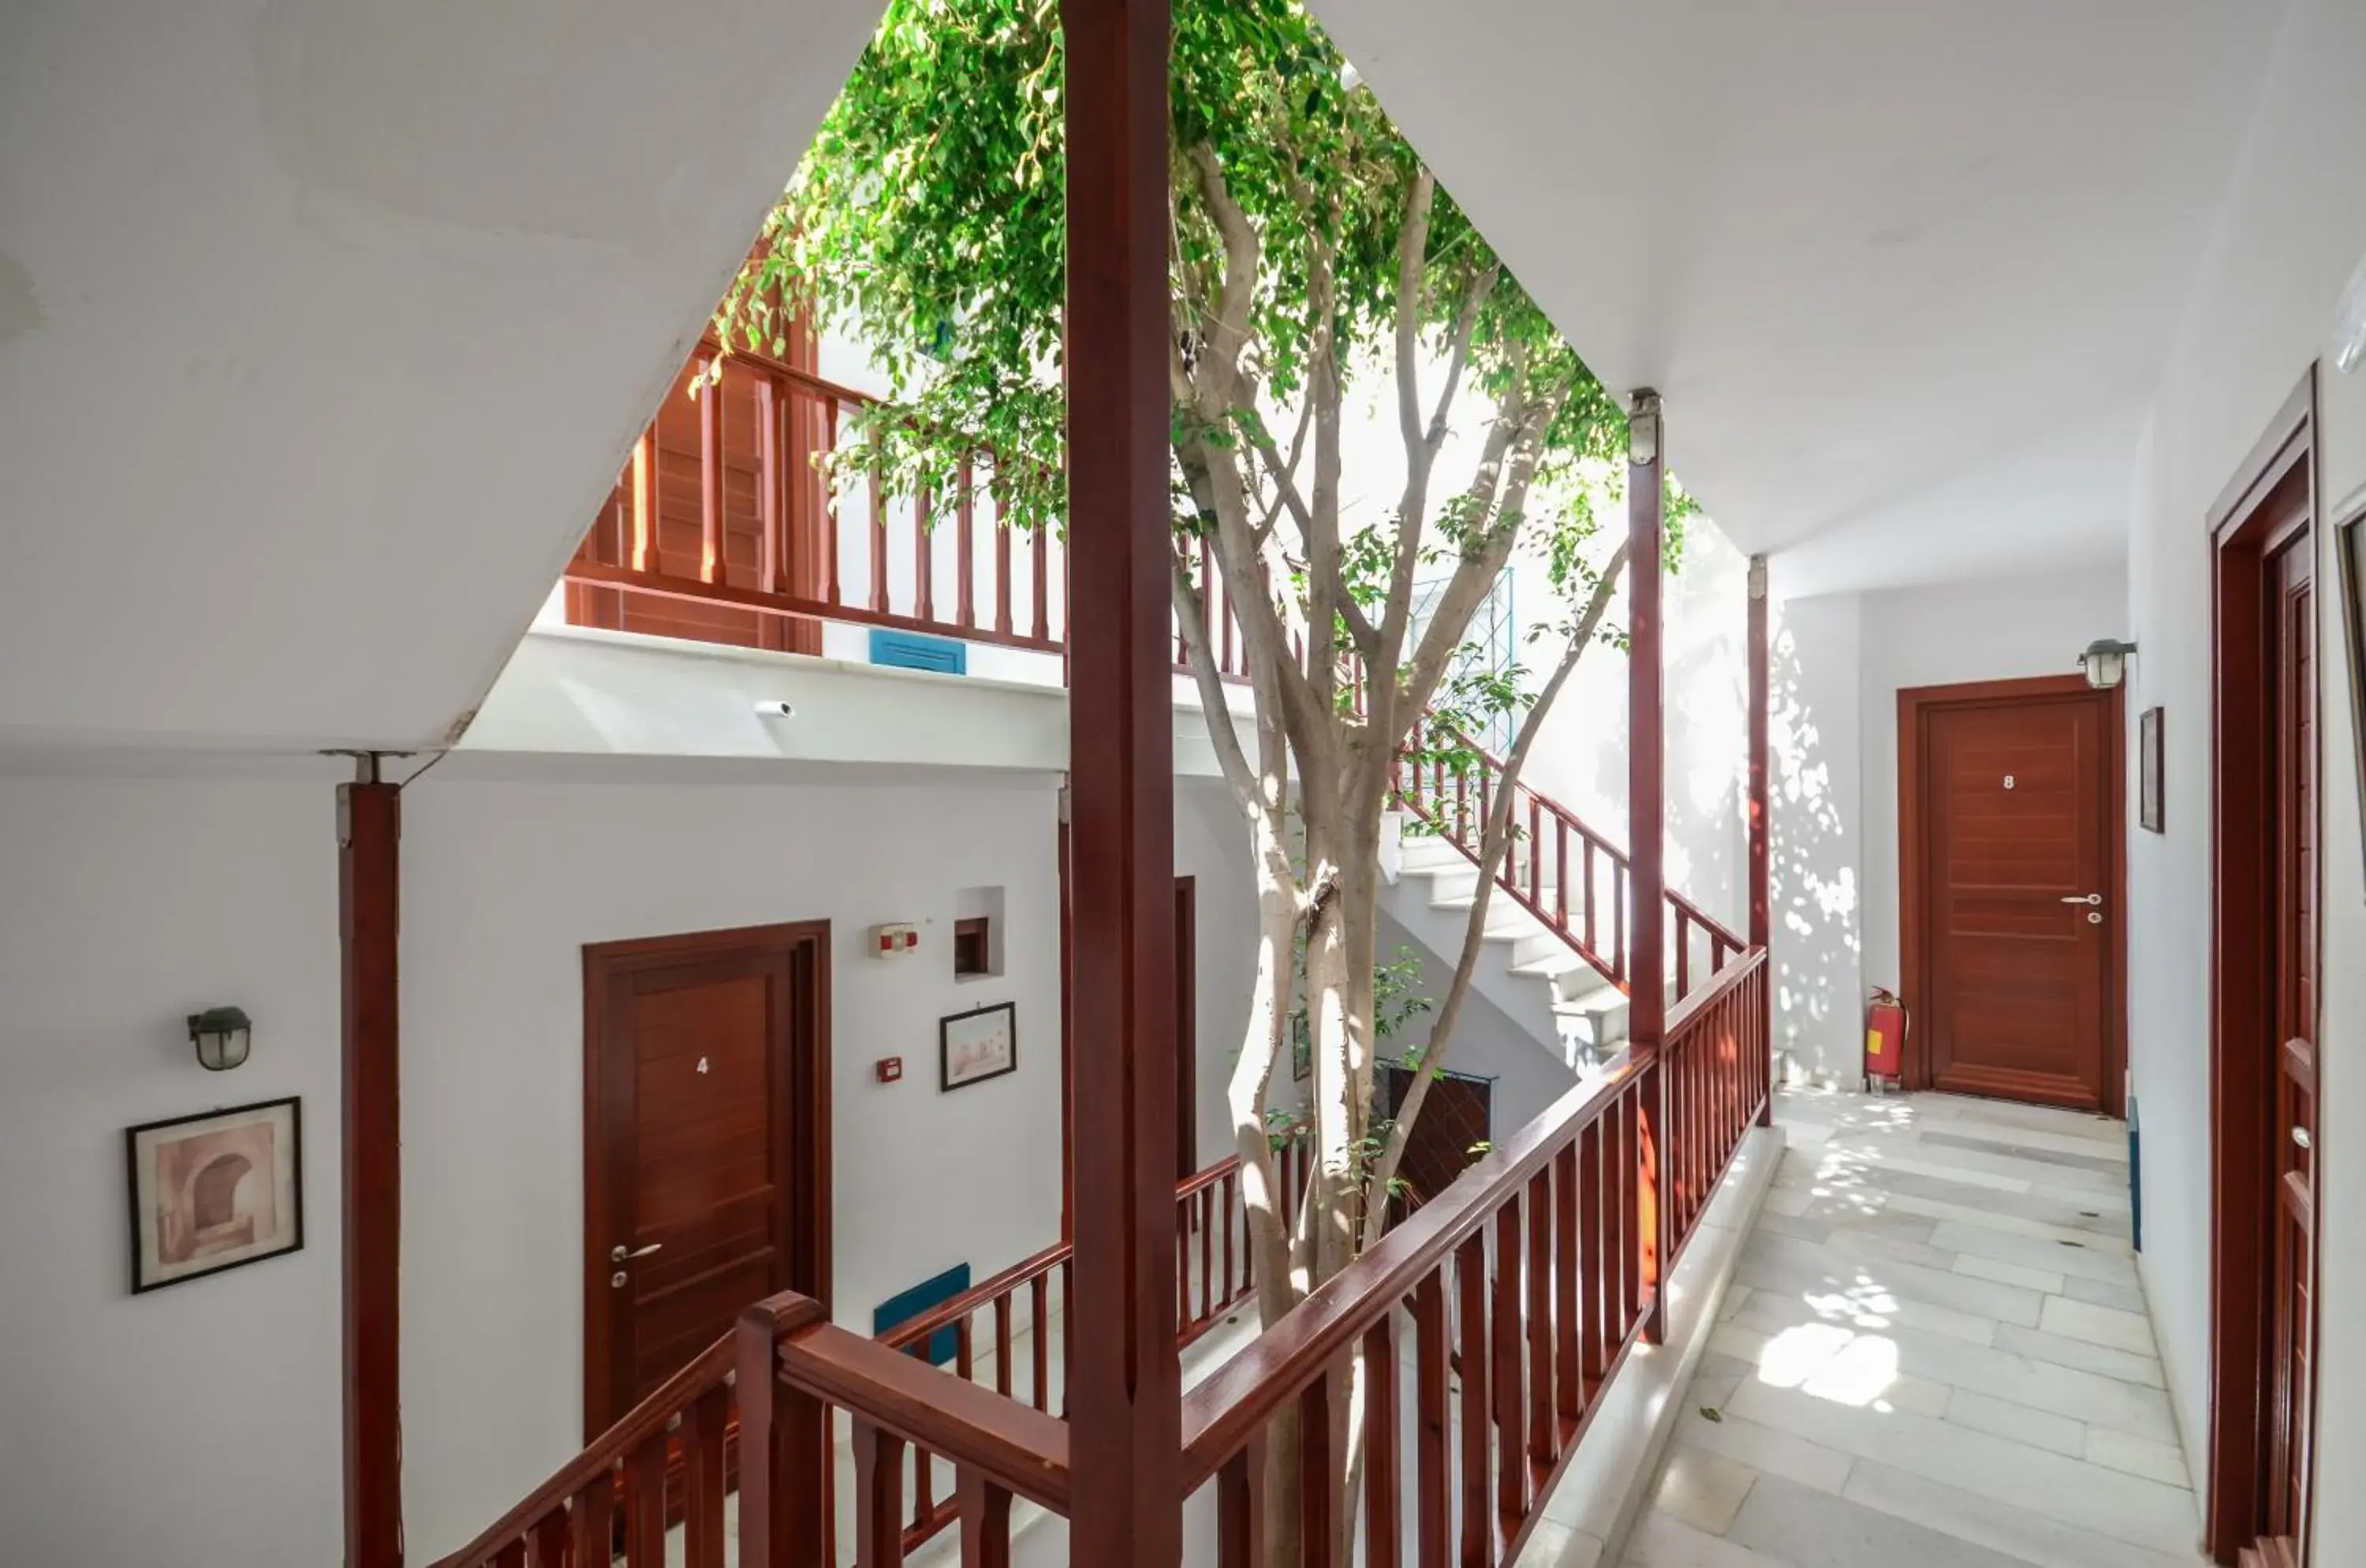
left=610, top=1242, right=664, bottom=1264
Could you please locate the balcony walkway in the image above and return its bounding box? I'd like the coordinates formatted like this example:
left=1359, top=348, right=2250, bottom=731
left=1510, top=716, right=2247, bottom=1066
left=1624, top=1088, right=2208, bottom=1568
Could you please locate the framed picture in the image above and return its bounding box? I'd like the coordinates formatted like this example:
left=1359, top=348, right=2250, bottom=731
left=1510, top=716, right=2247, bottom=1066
left=2139, top=706, right=2165, bottom=834
left=2338, top=490, right=2366, bottom=889
left=939, top=1002, right=1017, bottom=1091
left=125, top=1096, right=304, bottom=1294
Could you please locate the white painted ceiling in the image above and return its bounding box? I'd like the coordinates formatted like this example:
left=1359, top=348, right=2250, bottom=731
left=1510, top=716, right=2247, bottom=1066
left=1310, top=0, right=2292, bottom=595
left=0, top=0, right=2304, bottom=752
left=0, top=0, right=880, bottom=751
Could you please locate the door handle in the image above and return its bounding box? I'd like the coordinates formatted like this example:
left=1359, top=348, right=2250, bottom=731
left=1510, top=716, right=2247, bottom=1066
left=2059, top=894, right=2103, bottom=905
left=610, top=1242, right=664, bottom=1263
left=2293, top=1126, right=2313, bottom=1152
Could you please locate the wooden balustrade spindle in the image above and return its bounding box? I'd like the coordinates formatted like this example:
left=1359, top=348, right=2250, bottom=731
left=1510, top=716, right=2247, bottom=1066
left=1526, top=1170, right=1555, bottom=1475
left=1553, top=1141, right=1582, bottom=1424
left=699, top=360, right=723, bottom=584
left=993, top=484, right=1014, bottom=636
left=1364, top=1317, right=1402, bottom=1568
left=995, top=1297, right=1014, bottom=1399
left=759, top=377, right=783, bottom=595
left=1579, top=1118, right=1606, bottom=1387
left=957, top=459, right=976, bottom=627
left=567, top=1474, right=610, bottom=1568
left=1029, top=527, right=1050, bottom=642
left=1030, top=1272, right=1051, bottom=1412
left=623, top=1435, right=667, bottom=1566
left=826, top=401, right=844, bottom=607
left=855, top=1421, right=909, bottom=1568
left=1491, top=1204, right=1526, bottom=1525
left=492, top=1536, right=524, bottom=1568
left=957, top=1472, right=1013, bottom=1568
left=1412, top=1269, right=1452, bottom=1568
left=870, top=446, right=891, bottom=614
left=1528, top=797, right=1543, bottom=905
left=684, top=1387, right=729, bottom=1568
left=1216, top=1430, right=1268, bottom=1568
left=526, top=1509, right=569, bottom=1568
left=915, top=487, right=936, bottom=623
left=1456, top=1235, right=1491, bottom=1567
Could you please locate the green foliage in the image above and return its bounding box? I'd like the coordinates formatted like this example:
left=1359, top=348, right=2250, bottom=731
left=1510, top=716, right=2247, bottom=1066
left=722, top=0, right=1639, bottom=562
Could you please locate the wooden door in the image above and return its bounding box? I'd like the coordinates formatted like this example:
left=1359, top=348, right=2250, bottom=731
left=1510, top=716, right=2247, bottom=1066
left=1174, top=876, right=1198, bottom=1177
left=1902, top=676, right=2123, bottom=1113
left=2263, top=532, right=2316, bottom=1543
left=583, top=921, right=830, bottom=1437
left=2204, top=373, right=2317, bottom=1564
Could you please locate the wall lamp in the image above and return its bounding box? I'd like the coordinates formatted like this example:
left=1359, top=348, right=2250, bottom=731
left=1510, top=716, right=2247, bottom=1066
left=2077, top=638, right=2138, bottom=691
left=187, top=1007, right=253, bottom=1072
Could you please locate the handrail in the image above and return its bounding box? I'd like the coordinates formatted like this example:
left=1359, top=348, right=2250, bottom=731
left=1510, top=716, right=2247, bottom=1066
left=1179, top=1055, right=1645, bottom=1487
left=778, top=1318, right=1073, bottom=1514
left=1396, top=722, right=1747, bottom=1003
left=427, top=1297, right=826, bottom=1568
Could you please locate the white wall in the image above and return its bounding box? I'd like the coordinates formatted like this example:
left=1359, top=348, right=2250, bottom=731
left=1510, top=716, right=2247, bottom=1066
left=1857, top=566, right=2130, bottom=1010
left=2118, top=0, right=2366, bottom=1514
left=0, top=773, right=347, bottom=1568
left=1521, top=517, right=1753, bottom=940
left=1760, top=566, right=2130, bottom=1088
left=1767, top=590, right=1864, bottom=1084
left=0, top=760, right=1264, bottom=1566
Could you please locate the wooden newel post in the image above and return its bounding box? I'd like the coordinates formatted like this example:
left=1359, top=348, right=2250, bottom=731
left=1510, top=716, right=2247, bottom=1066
left=1747, top=554, right=1774, bottom=1126
left=341, top=763, right=401, bottom=1568
left=1625, top=392, right=1671, bottom=1346
left=1062, top=0, right=1185, bottom=1561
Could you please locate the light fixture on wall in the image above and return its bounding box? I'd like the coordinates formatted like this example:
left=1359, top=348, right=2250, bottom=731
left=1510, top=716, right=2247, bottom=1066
left=2077, top=637, right=2138, bottom=691
left=186, top=1006, right=252, bottom=1071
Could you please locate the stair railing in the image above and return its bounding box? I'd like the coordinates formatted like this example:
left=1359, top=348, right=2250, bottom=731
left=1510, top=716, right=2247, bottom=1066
left=1394, top=725, right=1745, bottom=1002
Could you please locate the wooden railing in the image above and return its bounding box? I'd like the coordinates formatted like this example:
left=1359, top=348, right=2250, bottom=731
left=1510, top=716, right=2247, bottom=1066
left=1394, top=730, right=1747, bottom=1003
left=1178, top=1128, right=1313, bottom=1348
left=1663, top=949, right=1771, bottom=1260
left=1181, top=1058, right=1661, bottom=1568
left=435, top=997, right=1766, bottom=1568
left=562, top=338, right=1253, bottom=681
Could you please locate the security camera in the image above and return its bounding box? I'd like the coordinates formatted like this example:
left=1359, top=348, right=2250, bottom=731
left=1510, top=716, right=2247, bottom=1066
left=756, top=700, right=797, bottom=719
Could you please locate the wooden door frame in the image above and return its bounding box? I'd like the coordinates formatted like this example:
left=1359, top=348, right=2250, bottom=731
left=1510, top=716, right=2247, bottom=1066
left=1898, top=673, right=2128, bottom=1115
left=580, top=919, right=833, bottom=1439
left=2204, top=371, right=2319, bottom=1563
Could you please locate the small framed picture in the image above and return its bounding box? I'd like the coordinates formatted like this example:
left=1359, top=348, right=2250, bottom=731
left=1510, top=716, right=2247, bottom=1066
left=2139, top=707, right=2165, bottom=834
left=126, top=1096, right=304, bottom=1294
left=939, top=1002, right=1017, bottom=1091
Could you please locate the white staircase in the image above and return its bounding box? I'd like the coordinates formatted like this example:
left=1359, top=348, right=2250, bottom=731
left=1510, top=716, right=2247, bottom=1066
left=1385, top=828, right=1633, bottom=1070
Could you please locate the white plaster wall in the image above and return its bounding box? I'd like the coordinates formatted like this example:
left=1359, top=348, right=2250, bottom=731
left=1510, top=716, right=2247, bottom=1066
left=1856, top=566, right=2130, bottom=1010
left=0, top=773, right=347, bottom=1568
left=1521, top=518, right=1753, bottom=942
left=400, top=771, right=1043, bottom=1554
left=1766, top=591, right=1865, bottom=1085
left=2117, top=0, right=2366, bottom=1514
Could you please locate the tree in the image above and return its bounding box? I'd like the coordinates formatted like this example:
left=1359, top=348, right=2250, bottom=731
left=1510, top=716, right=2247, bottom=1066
left=723, top=0, right=1677, bottom=1552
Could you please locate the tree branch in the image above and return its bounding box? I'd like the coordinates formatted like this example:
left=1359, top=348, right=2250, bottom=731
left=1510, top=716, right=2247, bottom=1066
left=1360, top=538, right=1631, bottom=1246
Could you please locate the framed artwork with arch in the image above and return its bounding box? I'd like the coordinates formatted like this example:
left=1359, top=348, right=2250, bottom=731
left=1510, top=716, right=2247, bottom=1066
left=125, top=1096, right=304, bottom=1294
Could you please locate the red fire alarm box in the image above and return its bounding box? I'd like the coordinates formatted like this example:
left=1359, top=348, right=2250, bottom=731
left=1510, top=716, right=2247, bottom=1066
left=1866, top=987, right=1908, bottom=1091
left=875, top=1056, right=904, bottom=1084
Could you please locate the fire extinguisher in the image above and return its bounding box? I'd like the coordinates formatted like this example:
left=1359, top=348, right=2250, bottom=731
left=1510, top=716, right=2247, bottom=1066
left=1865, top=987, right=1909, bottom=1093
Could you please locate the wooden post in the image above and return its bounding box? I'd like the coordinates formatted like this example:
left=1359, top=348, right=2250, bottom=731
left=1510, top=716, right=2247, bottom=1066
left=1747, top=554, right=1774, bottom=1124
left=1625, top=392, right=1670, bottom=1345
left=341, top=761, right=401, bottom=1568
left=1061, top=0, right=1182, bottom=1562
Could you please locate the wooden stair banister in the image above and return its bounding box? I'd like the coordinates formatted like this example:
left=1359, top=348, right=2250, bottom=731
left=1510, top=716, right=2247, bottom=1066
left=1394, top=724, right=1747, bottom=1003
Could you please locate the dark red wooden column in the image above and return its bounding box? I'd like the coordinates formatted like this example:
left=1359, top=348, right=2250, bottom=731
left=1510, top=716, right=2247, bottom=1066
left=1747, top=554, right=1773, bottom=1125
left=1061, top=0, right=1183, bottom=1561
left=341, top=763, right=402, bottom=1568
left=1625, top=392, right=1670, bottom=1344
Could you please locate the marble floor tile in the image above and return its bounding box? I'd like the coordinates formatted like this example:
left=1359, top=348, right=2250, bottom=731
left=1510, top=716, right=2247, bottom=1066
left=1725, top=1380, right=2200, bottom=1555
left=2062, top=1275, right=2150, bottom=1315
left=1651, top=1448, right=1760, bottom=1536
left=1927, top=1219, right=2140, bottom=1285
left=1622, top=1512, right=1797, bottom=1567
left=1669, top=1408, right=1853, bottom=1495
left=1955, top=1253, right=2069, bottom=1294
left=1993, top=1323, right=2166, bottom=1390
left=1946, top=1386, right=2087, bottom=1457
left=2084, top=1428, right=2193, bottom=1488
left=1724, top=1472, right=2035, bottom=1568
left=1842, top=1462, right=2210, bottom=1568
left=2041, top=1295, right=2158, bottom=1356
